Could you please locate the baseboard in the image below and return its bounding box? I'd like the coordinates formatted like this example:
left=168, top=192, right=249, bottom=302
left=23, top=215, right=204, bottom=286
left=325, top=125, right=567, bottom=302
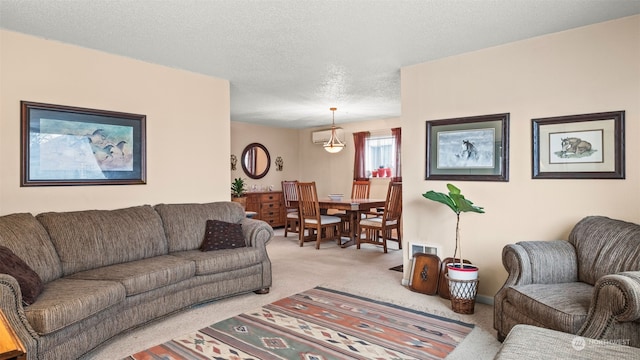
left=476, top=294, right=494, bottom=305
left=400, top=278, right=494, bottom=305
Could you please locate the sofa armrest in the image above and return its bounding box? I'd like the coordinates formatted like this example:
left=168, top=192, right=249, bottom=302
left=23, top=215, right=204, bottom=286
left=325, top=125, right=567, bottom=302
left=0, top=274, right=39, bottom=359
left=579, top=271, right=640, bottom=341
left=239, top=218, right=274, bottom=248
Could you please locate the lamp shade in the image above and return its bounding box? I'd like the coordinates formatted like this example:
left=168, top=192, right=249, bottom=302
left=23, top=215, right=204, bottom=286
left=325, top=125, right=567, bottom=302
left=324, top=133, right=345, bottom=153
left=324, top=108, right=345, bottom=153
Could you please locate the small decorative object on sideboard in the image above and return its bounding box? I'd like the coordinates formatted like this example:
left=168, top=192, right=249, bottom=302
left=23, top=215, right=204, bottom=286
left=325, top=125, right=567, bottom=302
left=230, top=177, right=247, bottom=209
left=423, top=183, right=484, bottom=314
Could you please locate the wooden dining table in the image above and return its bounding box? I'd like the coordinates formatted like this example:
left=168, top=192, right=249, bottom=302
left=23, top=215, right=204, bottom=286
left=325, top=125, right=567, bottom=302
left=291, top=198, right=386, bottom=248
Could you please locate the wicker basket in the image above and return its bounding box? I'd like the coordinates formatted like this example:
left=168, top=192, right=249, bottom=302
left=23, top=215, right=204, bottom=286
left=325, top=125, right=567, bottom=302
left=445, top=274, right=479, bottom=314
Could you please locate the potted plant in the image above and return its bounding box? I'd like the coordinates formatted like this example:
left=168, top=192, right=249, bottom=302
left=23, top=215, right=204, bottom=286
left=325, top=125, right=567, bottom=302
left=231, top=177, right=247, bottom=208
left=422, top=183, right=484, bottom=280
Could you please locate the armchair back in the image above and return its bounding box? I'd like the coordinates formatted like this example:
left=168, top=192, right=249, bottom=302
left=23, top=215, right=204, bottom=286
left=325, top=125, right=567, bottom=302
left=569, top=216, right=640, bottom=285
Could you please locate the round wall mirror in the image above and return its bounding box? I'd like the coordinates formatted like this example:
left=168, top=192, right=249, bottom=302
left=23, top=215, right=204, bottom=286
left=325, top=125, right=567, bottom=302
left=241, top=143, right=271, bottom=179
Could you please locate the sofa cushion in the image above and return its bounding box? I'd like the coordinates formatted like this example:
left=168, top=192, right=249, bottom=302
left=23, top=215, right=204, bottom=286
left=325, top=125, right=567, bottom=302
left=0, top=246, right=44, bottom=305
left=36, top=205, right=168, bottom=276
left=569, top=216, right=640, bottom=285
left=495, top=324, right=640, bottom=359
left=201, top=219, right=247, bottom=251
left=505, top=282, right=592, bottom=334
left=24, top=278, right=125, bottom=335
left=155, top=202, right=246, bottom=252
left=68, top=255, right=195, bottom=296
left=0, top=213, right=62, bottom=282
left=170, top=247, right=263, bottom=276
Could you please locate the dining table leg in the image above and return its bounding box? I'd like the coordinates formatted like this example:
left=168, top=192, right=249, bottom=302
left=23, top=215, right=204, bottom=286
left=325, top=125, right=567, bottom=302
left=340, top=210, right=360, bottom=248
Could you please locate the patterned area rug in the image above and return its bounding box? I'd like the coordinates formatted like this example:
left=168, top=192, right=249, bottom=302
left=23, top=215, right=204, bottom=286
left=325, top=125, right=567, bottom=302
left=126, top=287, right=474, bottom=360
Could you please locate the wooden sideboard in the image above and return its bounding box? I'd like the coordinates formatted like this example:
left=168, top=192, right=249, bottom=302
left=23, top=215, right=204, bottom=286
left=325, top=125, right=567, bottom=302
left=245, top=191, right=285, bottom=228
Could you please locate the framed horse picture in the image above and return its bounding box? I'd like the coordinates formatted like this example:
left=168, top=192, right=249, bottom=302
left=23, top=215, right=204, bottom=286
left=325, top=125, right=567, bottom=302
left=532, top=111, right=625, bottom=179
left=425, top=113, right=510, bottom=182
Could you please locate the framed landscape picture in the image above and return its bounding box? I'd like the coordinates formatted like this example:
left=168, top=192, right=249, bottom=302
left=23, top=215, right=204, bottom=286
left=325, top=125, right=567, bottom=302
left=21, top=101, right=146, bottom=186
left=425, top=113, right=510, bottom=181
left=532, top=110, right=625, bottom=179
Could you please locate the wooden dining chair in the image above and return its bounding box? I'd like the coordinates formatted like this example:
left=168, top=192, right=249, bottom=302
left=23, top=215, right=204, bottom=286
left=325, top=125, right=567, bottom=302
left=336, top=180, right=371, bottom=236
left=297, top=181, right=342, bottom=249
left=357, top=181, right=402, bottom=253
left=281, top=180, right=299, bottom=238
left=351, top=179, right=371, bottom=199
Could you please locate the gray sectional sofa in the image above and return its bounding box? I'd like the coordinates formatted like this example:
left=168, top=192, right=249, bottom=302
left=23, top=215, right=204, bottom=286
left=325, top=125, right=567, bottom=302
left=0, top=201, right=273, bottom=360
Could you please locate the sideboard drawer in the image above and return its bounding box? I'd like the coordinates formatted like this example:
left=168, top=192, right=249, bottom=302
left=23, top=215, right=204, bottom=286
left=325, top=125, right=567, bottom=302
left=260, top=193, right=280, bottom=202
left=244, top=191, right=285, bottom=228
left=260, top=208, right=280, bottom=218
left=261, top=215, right=280, bottom=226
left=260, top=201, right=280, bottom=211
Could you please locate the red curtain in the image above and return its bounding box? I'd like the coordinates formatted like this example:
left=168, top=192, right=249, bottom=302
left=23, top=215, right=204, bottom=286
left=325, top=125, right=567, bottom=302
left=391, top=127, right=402, bottom=182
left=353, top=131, right=370, bottom=180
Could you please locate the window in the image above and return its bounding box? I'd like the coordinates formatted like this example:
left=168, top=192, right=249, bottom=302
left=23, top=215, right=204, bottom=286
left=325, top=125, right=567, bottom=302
left=365, top=134, right=395, bottom=178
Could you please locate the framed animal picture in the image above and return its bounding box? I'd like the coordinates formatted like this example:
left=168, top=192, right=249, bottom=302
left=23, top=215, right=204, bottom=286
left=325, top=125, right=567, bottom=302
left=532, top=111, right=625, bottom=179
left=20, top=101, right=146, bottom=186
left=425, top=113, right=510, bottom=182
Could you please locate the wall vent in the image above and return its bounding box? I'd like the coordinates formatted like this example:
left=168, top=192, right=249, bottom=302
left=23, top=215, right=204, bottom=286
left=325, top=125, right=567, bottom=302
left=408, top=242, right=442, bottom=259
left=311, top=128, right=345, bottom=144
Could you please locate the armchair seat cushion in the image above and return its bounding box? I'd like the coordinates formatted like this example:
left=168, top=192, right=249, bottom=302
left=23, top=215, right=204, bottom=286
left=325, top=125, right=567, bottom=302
left=505, top=282, right=592, bottom=333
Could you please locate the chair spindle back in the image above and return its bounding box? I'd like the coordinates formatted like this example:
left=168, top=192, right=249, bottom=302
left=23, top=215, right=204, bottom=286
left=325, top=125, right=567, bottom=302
left=351, top=180, right=371, bottom=199
left=297, top=182, right=320, bottom=220
left=382, top=182, right=402, bottom=223
left=281, top=180, right=298, bottom=209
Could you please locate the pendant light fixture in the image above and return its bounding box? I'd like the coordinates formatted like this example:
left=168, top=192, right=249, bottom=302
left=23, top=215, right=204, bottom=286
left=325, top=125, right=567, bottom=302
left=323, top=107, right=345, bottom=153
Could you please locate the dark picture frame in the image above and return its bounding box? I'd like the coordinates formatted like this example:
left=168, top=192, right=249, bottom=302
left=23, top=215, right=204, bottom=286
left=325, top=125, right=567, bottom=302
left=532, top=111, right=625, bottom=179
left=425, top=113, right=509, bottom=181
left=21, top=101, right=146, bottom=186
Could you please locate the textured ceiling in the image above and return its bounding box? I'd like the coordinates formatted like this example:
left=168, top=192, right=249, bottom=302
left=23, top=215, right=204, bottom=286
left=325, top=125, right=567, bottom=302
left=1, top=0, right=639, bottom=128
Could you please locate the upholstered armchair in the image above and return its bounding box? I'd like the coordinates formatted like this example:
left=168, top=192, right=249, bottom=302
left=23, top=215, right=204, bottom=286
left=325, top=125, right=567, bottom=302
left=494, top=216, right=640, bottom=348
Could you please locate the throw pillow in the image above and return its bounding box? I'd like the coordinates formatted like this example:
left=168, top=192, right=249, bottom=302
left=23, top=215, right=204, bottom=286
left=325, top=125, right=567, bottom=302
left=0, top=246, right=44, bottom=305
left=200, top=219, right=247, bottom=251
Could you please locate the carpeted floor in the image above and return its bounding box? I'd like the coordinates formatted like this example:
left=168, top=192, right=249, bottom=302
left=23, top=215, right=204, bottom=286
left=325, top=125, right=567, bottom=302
left=88, top=228, right=500, bottom=360
left=126, top=286, right=474, bottom=359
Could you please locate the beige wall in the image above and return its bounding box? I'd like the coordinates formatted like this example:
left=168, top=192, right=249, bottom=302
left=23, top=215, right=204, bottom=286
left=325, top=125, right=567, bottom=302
left=401, top=15, right=640, bottom=300
left=230, top=121, right=300, bottom=192
left=0, top=30, right=231, bottom=215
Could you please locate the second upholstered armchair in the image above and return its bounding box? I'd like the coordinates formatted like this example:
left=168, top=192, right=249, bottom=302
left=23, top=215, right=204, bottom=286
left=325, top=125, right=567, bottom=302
left=494, top=216, right=640, bottom=348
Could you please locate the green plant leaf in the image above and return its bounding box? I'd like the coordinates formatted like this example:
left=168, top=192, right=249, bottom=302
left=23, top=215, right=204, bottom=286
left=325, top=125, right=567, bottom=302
left=451, top=193, right=485, bottom=213
left=423, top=190, right=459, bottom=214
left=231, top=177, right=246, bottom=197
left=422, top=183, right=484, bottom=214
left=446, top=183, right=461, bottom=195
